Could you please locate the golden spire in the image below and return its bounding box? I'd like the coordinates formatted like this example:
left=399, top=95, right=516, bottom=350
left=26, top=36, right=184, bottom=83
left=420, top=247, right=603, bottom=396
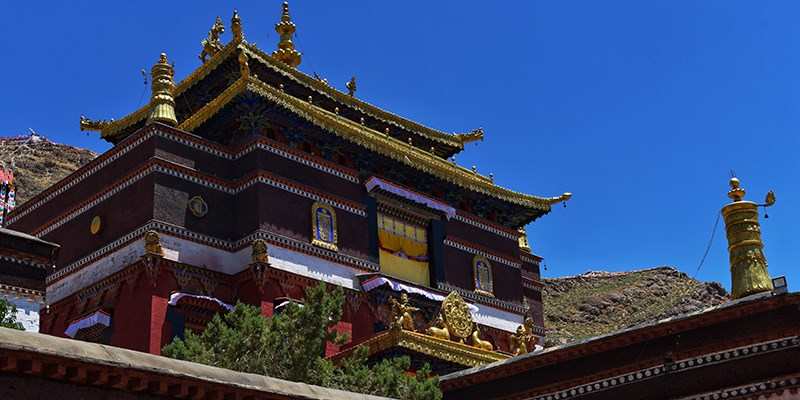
left=721, top=177, right=775, bottom=299
left=272, top=2, right=302, bottom=68
left=146, top=53, right=178, bottom=126
left=231, top=9, right=244, bottom=42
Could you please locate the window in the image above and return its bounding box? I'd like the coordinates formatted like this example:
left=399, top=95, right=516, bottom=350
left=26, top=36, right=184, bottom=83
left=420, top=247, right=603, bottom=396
left=473, top=255, right=494, bottom=297
left=377, top=213, right=429, bottom=286
left=311, top=201, right=338, bottom=251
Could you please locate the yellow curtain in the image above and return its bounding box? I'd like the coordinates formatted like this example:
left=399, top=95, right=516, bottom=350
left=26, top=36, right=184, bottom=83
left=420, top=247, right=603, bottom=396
left=377, top=213, right=430, bottom=286
left=379, top=250, right=430, bottom=286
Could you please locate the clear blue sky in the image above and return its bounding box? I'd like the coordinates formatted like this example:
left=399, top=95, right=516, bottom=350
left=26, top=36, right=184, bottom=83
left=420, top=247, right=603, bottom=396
left=3, top=1, right=798, bottom=292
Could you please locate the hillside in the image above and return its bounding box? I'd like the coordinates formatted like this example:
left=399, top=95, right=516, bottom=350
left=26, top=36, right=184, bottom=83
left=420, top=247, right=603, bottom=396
left=0, top=135, right=98, bottom=205
left=542, top=266, right=729, bottom=345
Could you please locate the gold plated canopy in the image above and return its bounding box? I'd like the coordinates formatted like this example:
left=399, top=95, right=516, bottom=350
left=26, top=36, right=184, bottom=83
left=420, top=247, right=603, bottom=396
left=272, top=2, right=302, bottom=68
left=722, top=178, right=775, bottom=299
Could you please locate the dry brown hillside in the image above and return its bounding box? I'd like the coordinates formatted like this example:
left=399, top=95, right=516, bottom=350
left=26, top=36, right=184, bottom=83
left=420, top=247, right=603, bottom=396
left=0, top=135, right=98, bottom=205
left=542, top=266, right=729, bottom=345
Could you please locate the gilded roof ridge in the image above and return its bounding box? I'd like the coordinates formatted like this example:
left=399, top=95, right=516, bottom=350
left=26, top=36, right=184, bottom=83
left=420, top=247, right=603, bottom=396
left=176, top=74, right=568, bottom=209
left=240, top=43, right=464, bottom=148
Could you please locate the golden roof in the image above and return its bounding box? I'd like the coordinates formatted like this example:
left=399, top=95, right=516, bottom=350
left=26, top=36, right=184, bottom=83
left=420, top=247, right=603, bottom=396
left=329, top=329, right=509, bottom=368
left=80, top=7, right=570, bottom=211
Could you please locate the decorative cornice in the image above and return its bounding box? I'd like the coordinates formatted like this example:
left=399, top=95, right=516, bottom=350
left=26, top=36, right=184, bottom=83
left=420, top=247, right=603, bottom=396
left=48, top=221, right=378, bottom=284
left=0, top=284, right=44, bottom=302
left=453, top=212, right=519, bottom=241
left=522, top=337, right=800, bottom=400
left=443, top=237, right=522, bottom=269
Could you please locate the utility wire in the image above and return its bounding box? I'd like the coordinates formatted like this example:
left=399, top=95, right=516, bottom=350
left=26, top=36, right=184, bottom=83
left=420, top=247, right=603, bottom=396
left=693, top=212, right=722, bottom=279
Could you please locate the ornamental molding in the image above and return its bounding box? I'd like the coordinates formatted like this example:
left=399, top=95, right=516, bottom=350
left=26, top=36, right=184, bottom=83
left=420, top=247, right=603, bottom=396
left=443, top=238, right=522, bottom=269
left=452, top=212, right=519, bottom=241
left=522, top=336, right=800, bottom=400
left=48, top=220, right=378, bottom=285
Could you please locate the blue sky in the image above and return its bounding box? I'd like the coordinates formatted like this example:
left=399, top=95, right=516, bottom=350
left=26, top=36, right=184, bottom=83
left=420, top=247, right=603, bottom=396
left=3, top=1, right=798, bottom=292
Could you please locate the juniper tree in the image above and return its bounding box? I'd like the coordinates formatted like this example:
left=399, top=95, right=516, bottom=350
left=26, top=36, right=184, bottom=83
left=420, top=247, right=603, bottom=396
left=163, top=282, right=442, bottom=399
left=0, top=299, right=24, bottom=330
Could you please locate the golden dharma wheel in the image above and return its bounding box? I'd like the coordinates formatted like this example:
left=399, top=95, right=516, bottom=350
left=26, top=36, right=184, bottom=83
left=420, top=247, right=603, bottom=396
left=441, top=291, right=473, bottom=339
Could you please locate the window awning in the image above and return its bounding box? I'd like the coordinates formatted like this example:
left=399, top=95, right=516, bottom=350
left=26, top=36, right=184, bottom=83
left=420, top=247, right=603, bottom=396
left=65, top=309, right=111, bottom=338
left=360, top=275, right=478, bottom=313
left=365, top=176, right=456, bottom=219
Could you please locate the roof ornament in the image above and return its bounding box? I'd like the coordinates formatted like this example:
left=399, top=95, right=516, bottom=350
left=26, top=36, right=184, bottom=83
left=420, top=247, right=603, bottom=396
left=198, top=16, right=225, bottom=63
left=238, top=51, right=250, bottom=78
left=146, top=53, right=178, bottom=127
left=346, top=76, right=357, bottom=96
left=231, top=9, right=244, bottom=42
left=453, top=127, right=484, bottom=147
left=79, top=116, right=111, bottom=132
left=722, top=177, right=776, bottom=298
left=272, top=2, right=302, bottom=68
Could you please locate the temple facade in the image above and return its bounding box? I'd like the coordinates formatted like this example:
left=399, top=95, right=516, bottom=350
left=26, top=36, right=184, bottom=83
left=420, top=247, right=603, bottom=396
left=6, top=4, right=569, bottom=360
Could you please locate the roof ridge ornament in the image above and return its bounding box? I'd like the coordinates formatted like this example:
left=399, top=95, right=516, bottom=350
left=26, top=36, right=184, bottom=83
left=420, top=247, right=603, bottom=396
left=198, top=16, right=225, bottom=63
left=346, top=76, right=357, bottom=97
left=272, top=2, right=302, bottom=68
left=146, top=53, right=178, bottom=126
left=231, top=9, right=244, bottom=42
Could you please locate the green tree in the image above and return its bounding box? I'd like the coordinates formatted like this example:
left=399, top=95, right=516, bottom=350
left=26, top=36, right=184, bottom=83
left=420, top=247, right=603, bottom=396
left=0, top=298, right=24, bottom=330
left=163, top=282, right=442, bottom=399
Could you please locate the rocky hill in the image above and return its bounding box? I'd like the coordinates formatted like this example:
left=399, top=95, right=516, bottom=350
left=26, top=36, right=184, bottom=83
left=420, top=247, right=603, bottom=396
left=542, top=266, right=729, bottom=345
left=0, top=135, right=98, bottom=205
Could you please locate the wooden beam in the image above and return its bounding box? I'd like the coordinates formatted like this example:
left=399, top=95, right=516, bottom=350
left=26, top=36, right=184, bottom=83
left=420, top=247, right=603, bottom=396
left=188, top=386, right=206, bottom=400
left=44, top=363, right=66, bottom=379
left=169, top=383, right=189, bottom=398
left=109, top=374, right=129, bottom=389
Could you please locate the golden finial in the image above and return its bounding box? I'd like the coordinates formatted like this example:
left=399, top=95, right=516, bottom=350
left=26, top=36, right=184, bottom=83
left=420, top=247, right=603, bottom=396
left=472, top=166, right=477, bottom=174
left=238, top=51, right=250, bottom=77
left=272, top=2, right=302, bottom=68
left=727, top=177, right=746, bottom=202
left=360, top=117, right=365, bottom=125
left=308, top=96, right=313, bottom=103
left=279, top=84, right=284, bottom=91
left=489, top=173, right=494, bottom=182
left=721, top=177, right=775, bottom=298
left=385, top=128, right=390, bottom=136
left=231, top=9, right=244, bottom=42
left=334, top=107, right=339, bottom=114
left=146, top=53, right=178, bottom=126
left=346, top=76, right=357, bottom=96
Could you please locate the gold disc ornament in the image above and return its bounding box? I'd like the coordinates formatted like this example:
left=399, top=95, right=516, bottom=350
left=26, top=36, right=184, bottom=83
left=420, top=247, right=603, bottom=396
left=90, top=216, right=103, bottom=234
left=441, top=291, right=473, bottom=339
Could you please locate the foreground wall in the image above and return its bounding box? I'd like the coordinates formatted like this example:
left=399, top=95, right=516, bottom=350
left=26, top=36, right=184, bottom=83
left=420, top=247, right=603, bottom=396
left=0, top=327, right=391, bottom=400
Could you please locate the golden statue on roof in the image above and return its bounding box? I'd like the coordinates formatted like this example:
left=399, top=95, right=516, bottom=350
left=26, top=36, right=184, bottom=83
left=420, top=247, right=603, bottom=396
left=389, top=293, right=419, bottom=331
left=199, top=16, right=225, bottom=63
